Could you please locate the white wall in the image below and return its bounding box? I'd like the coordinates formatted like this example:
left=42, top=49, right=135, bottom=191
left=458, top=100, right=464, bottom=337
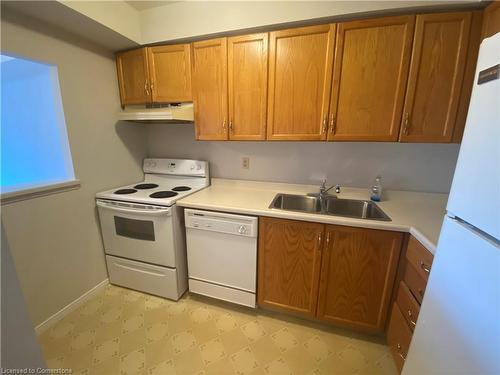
left=1, top=10, right=147, bottom=326
left=147, top=125, right=460, bottom=193
left=60, top=0, right=142, bottom=44
left=139, top=0, right=480, bottom=44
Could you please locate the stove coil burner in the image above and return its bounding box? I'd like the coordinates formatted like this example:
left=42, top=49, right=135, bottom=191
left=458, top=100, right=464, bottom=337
left=172, top=186, right=192, bottom=192
left=114, top=188, right=137, bottom=195
left=149, top=191, right=179, bottom=198
left=134, top=183, right=159, bottom=190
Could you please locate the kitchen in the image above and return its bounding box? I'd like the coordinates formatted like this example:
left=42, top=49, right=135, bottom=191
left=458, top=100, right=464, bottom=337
left=1, top=1, right=499, bottom=374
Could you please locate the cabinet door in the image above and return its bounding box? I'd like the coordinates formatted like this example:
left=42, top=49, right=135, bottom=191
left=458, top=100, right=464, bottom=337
left=116, top=48, right=151, bottom=105
left=267, top=25, right=335, bottom=140
left=328, top=16, right=414, bottom=141
left=317, top=225, right=403, bottom=333
left=481, top=1, right=500, bottom=40
left=400, top=12, right=471, bottom=143
left=148, top=44, right=192, bottom=103
left=453, top=10, right=483, bottom=143
left=258, top=217, right=323, bottom=318
left=228, top=33, right=268, bottom=140
left=191, top=38, right=228, bottom=140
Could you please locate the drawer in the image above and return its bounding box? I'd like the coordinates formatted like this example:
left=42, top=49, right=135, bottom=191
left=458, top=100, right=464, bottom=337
left=403, top=262, right=427, bottom=304
left=396, top=281, right=420, bottom=331
left=106, top=255, right=183, bottom=300
left=387, top=304, right=413, bottom=373
left=406, top=236, right=433, bottom=281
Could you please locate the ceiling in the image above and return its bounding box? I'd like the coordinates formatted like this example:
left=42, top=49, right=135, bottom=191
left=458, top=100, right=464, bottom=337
left=125, top=1, right=179, bottom=11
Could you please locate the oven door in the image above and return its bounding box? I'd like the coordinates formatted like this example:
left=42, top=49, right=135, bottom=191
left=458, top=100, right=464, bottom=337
left=96, top=199, right=176, bottom=267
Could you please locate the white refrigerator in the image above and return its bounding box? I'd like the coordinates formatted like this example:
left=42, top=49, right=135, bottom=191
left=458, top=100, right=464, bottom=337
left=403, top=33, right=500, bottom=374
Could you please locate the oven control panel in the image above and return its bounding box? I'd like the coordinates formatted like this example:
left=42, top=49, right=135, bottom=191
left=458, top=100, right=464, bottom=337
left=143, top=158, right=208, bottom=177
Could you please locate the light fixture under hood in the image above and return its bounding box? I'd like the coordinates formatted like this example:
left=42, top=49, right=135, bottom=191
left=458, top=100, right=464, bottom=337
left=118, top=103, right=194, bottom=123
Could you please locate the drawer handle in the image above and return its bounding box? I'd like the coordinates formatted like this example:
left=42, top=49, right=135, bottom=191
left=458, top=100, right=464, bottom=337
left=407, top=309, right=417, bottom=327
left=397, top=344, right=407, bottom=360
left=420, top=261, right=431, bottom=273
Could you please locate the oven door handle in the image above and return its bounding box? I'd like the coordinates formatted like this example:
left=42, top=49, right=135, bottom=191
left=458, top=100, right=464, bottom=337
left=96, top=200, right=171, bottom=216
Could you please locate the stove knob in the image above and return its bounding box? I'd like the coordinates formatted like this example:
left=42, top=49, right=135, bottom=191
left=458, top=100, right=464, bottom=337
left=238, top=225, right=247, bottom=235
left=190, top=165, right=195, bottom=170
left=196, top=164, right=202, bottom=170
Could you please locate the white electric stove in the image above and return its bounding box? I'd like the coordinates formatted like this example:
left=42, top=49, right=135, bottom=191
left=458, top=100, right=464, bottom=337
left=96, top=158, right=209, bottom=300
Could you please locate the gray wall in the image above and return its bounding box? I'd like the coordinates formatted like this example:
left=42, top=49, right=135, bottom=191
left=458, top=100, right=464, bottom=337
left=2, top=224, right=46, bottom=369
left=147, top=124, right=460, bottom=193
left=1, top=10, right=147, bottom=326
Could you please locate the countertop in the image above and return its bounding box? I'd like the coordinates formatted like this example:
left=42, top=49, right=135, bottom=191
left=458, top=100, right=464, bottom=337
left=177, top=179, right=448, bottom=254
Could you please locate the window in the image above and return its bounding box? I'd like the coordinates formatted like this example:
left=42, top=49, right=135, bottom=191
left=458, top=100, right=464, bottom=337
left=1, top=53, right=77, bottom=199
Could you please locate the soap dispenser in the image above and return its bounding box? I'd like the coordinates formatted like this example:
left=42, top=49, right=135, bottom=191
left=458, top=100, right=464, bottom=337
left=370, top=176, right=383, bottom=202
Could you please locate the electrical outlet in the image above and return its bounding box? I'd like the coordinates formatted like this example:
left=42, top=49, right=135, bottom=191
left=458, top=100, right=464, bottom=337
left=242, top=157, right=250, bottom=169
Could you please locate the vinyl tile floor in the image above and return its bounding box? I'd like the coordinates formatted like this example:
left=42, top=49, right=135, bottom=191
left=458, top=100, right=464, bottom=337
left=38, top=284, right=398, bottom=375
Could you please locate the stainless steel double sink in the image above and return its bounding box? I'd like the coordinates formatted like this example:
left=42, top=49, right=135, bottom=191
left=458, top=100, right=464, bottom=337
left=269, top=193, right=391, bottom=221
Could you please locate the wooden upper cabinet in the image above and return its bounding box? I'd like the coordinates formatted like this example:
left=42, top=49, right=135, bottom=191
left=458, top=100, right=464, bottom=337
left=267, top=24, right=335, bottom=140
left=453, top=10, right=483, bottom=143
left=116, top=48, right=151, bottom=105
left=316, top=225, right=403, bottom=333
left=191, top=38, right=228, bottom=140
left=328, top=16, right=415, bottom=141
left=258, top=217, right=323, bottom=318
left=228, top=33, right=268, bottom=140
left=400, top=12, right=472, bottom=143
left=147, top=44, right=192, bottom=103
left=481, top=1, right=500, bottom=40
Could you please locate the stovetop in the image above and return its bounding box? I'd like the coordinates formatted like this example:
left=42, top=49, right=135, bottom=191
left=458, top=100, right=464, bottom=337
left=96, top=176, right=209, bottom=207
left=96, top=158, right=210, bottom=207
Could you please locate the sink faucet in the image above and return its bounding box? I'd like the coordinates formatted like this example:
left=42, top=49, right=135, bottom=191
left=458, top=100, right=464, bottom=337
left=319, top=179, right=341, bottom=198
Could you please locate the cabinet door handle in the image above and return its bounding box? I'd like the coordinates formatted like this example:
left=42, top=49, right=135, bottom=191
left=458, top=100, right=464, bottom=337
left=407, top=309, right=417, bottom=327
left=150, top=81, right=154, bottom=94
left=420, top=261, right=431, bottom=273
left=222, top=119, right=227, bottom=132
left=403, top=112, right=411, bottom=135
left=317, top=232, right=323, bottom=249
left=144, top=80, right=150, bottom=96
left=322, top=115, right=328, bottom=134
left=329, top=115, right=336, bottom=133
left=396, top=344, right=407, bottom=360
left=326, top=232, right=330, bottom=247
left=229, top=119, right=234, bottom=133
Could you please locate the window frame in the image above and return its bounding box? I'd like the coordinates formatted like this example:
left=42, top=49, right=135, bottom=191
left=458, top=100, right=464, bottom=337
left=0, top=52, right=79, bottom=204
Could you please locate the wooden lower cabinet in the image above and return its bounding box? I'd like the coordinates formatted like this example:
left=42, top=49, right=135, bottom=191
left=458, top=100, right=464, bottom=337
left=386, top=235, right=434, bottom=372
left=257, top=217, right=323, bottom=318
left=316, top=225, right=403, bottom=333
left=257, top=217, right=403, bottom=333
left=387, top=304, right=413, bottom=372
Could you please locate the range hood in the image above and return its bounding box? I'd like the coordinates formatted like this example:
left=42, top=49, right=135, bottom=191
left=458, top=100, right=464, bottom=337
left=118, top=103, right=194, bottom=123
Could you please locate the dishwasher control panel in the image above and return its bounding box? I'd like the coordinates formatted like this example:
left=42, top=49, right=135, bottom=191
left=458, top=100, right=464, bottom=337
left=184, top=209, right=257, bottom=237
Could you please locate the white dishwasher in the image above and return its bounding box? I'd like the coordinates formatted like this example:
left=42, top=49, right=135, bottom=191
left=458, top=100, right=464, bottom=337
left=184, top=209, right=258, bottom=308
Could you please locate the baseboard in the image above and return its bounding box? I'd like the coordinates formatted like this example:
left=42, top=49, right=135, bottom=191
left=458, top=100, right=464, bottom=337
left=35, top=278, right=109, bottom=334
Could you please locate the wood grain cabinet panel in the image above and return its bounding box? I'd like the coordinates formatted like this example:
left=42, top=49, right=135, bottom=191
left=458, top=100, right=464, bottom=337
left=400, top=12, right=472, bottom=143
left=387, top=304, right=413, bottom=373
left=191, top=38, right=228, bottom=140
left=267, top=24, right=335, bottom=140
left=258, top=217, right=323, bottom=317
left=481, top=1, right=500, bottom=40
left=316, top=225, right=403, bottom=333
left=405, top=236, right=434, bottom=282
left=453, top=10, right=483, bottom=143
left=328, top=16, right=415, bottom=141
left=228, top=33, right=268, bottom=140
left=396, top=281, right=420, bottom=332
left=147, top=44, right=192, bottom=103
left=116, top=48, right=151, bottom=105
